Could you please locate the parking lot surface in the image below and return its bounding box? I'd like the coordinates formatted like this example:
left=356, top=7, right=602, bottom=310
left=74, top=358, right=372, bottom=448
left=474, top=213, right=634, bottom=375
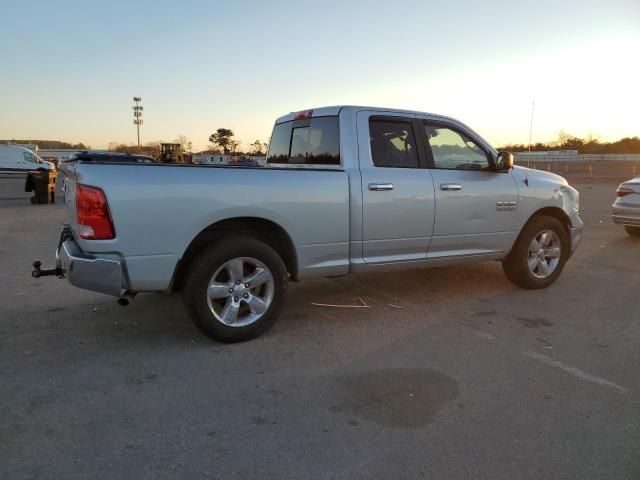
left=1, top=173, right=639, bottom=480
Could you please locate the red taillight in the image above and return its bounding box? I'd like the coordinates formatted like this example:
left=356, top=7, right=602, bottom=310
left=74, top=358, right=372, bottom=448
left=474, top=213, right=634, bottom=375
left=616, top=187, right=634, bottom=198
left=294, top=109, right=313, bottom=120
left=76, top=184, right=115, bottom=239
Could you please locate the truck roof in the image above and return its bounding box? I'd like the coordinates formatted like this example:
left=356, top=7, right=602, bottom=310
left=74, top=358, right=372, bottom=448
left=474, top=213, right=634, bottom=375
left=274, top=105, right=458, bottom=125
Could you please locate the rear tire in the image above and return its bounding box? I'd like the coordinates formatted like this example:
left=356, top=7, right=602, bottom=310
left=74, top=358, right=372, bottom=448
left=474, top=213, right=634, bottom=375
left=182, top=236, right=288, bottom=343
left=624, top=226, right=640, bottom=238
left=503, top=215, right=569, bottom=289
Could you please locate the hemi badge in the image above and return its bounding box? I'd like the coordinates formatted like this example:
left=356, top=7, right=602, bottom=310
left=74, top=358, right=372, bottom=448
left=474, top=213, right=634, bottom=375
left=496, top=201, right=517, bottom=211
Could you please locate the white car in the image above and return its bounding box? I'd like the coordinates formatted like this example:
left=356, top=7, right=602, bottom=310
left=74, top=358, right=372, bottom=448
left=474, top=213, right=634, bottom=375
left=0, top=145, right=55, bottom=174
left=612, top=176, right=640, bottom=237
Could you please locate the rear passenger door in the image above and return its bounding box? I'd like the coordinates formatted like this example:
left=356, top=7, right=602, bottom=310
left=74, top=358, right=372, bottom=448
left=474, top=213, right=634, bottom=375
left=357, top=111, right=436, bottom=264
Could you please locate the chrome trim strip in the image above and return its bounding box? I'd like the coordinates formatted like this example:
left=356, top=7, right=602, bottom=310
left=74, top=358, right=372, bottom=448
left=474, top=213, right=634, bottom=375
left=368, top=183, right=394, bottom=191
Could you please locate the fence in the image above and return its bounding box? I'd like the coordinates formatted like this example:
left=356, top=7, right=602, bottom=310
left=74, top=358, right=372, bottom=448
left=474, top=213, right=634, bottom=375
left=514, top=153, right=640, bottom=163
left=513, top=157, right=639, bottom=180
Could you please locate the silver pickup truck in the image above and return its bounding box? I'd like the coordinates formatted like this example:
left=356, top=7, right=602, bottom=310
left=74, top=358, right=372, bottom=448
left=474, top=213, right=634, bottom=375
left=34, top=106, right=583, bottom=342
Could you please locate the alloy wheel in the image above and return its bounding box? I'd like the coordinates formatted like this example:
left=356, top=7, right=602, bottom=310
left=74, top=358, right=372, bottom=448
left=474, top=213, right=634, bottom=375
left=528, top=230, right=561, bottom=279
left=206, top=257, right=275, bottom=327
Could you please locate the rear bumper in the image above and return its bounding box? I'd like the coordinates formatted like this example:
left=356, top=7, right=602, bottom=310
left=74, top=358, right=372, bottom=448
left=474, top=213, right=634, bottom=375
left=56, top=226, right=124, bottom=297
left=612, top=204, right=640, bottom=227
left=569, top=226, right=583, bottom=257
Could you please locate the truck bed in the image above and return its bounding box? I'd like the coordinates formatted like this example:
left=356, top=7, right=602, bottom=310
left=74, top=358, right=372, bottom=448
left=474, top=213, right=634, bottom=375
left=59, top=162, right=351, bottom=291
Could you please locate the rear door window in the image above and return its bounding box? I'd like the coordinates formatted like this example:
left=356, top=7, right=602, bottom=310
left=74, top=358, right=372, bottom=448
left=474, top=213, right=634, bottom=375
left=267, top=116, right=340, bottom=166
left=369, top=119, right=419, bottom=168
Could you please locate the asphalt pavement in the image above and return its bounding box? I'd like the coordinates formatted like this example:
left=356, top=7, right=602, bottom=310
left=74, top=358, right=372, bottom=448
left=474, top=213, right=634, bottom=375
left=1, top=173, right=639, bottom=480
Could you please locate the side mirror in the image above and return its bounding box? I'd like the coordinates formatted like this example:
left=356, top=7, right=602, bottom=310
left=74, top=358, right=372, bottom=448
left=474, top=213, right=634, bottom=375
left=495, top=152, right=513, bottom=172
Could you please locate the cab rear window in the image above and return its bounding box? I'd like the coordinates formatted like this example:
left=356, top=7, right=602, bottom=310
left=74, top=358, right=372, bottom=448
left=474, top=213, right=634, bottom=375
left=267, top=116, right=340, bottom=166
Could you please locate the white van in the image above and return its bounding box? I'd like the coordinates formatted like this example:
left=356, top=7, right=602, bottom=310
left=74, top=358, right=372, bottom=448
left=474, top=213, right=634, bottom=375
left=0, top=145, right=55, bottom=174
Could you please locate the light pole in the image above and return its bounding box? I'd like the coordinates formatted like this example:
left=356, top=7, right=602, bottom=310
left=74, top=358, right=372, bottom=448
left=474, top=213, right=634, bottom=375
left=527, top=99, right=535, bottom=168
left=528, top=99, right=535, bottom=153
left=133, top=97, right=143, bottom=150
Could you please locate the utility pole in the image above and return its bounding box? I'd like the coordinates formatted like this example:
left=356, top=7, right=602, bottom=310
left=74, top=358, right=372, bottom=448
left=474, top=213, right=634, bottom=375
left=528, top=99, right=535, bottom=153
left=133, top=97, right=143, bottom=150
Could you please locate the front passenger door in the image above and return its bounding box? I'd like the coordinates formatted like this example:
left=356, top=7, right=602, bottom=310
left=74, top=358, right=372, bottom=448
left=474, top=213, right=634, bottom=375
left=422, top=122, right=519, bottom=258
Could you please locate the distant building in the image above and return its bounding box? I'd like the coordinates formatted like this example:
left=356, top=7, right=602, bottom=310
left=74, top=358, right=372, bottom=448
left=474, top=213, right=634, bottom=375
left=230, top=155, right=266, bottom=166
left=193, top=154, right=267, bottom=166
left=194, top=153, right=230, bottom=165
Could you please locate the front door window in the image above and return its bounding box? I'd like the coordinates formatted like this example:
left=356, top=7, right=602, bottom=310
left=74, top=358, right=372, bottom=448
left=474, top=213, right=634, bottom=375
left=424, top=125, right=490, bottom=171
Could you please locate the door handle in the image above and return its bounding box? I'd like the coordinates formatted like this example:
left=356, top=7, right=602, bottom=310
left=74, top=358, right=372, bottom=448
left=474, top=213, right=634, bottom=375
left=440, top=183, right=462, bottom=191
left=368, top=183, right=394, bottom=191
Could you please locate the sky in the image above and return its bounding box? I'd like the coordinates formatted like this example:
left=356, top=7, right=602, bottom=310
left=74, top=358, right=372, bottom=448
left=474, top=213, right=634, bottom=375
left=1, top=0, right=639, bottom=151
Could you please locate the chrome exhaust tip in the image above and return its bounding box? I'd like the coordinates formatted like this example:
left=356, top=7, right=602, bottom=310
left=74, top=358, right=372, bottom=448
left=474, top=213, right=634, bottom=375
left=117, top=292, right=134, bottom=306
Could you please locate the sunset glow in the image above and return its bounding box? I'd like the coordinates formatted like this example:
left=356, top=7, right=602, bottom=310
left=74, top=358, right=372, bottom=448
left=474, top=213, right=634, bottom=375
left=1, top=0, right=638, bottom=150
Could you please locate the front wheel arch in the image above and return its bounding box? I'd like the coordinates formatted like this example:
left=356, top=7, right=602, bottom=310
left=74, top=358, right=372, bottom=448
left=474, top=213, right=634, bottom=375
left=510, top=207, right=572, bottom=256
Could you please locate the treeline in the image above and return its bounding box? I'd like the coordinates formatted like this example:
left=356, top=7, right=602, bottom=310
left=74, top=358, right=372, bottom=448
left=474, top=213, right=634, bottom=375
left=500, top=134, right=640, bottom=154
left=0, top=139, right=90, bottom=149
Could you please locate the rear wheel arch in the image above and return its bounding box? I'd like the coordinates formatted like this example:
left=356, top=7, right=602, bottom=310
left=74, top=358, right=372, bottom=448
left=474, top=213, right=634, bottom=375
left=182, top=236, right=288, bottom=342
left=172, top=217, right=298, bottom=291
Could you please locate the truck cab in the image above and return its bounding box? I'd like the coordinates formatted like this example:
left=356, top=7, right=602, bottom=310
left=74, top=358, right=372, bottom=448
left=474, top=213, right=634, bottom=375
left=268, top=107, right=581, bottom=269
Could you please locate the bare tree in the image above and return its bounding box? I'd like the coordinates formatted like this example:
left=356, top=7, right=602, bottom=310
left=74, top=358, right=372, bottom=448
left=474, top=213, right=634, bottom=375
left=250, top=139, right=265, bottom=155
left=175, top=134, right=191, bottom=152
left=555, top=130, right=572, bottom=147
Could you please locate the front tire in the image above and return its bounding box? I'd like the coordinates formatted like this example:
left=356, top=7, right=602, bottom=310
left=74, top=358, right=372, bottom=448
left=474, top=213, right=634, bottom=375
left=503, top=215, right=569, bottom=289
left=182, top=236, right=288, bottom=343
left=625, top=226, right=640, bottom=238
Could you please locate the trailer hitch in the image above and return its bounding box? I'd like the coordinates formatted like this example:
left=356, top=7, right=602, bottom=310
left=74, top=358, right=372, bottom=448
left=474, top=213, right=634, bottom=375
left=32, top=260, right=64, bottom=279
